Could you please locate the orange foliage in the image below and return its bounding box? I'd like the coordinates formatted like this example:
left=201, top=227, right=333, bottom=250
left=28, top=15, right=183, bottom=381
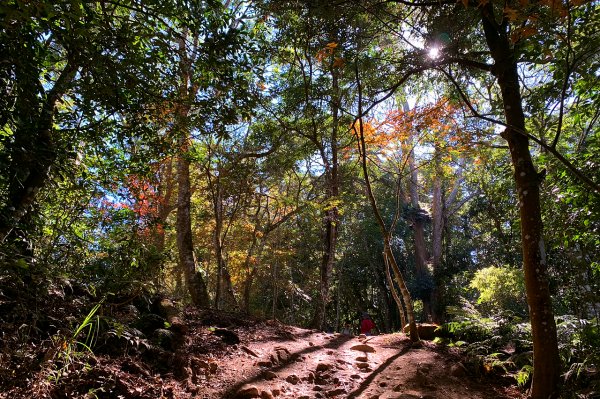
left=350, top=98, right=483, bottom=162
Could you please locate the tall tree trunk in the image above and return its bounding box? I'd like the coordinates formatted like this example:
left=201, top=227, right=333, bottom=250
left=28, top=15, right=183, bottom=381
left=174, top=31, right=210, bottom=308
left=408, top=151, right=429, bottom=274
left=481, top=6, right=560, bottom=397
left=430, top=158, right=464, bottom=323
left=311, top=67, right=340, bottom=330
left=210, top=168, right=239, bottom=311
left=408, top=145, right=432, bottom=320
left=176, top=139, right=210, bottom=307
left=431, top=147, right=444, bottom=273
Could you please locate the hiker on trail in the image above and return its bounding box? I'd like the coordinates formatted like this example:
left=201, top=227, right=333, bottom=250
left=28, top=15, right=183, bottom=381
left=360, top=313, right=376, bottom=336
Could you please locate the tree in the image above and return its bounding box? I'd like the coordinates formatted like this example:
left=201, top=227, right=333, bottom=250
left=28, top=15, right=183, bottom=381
left=0, top=0, right=184, bottom=249
left=366, top=0, right=598, bottom=395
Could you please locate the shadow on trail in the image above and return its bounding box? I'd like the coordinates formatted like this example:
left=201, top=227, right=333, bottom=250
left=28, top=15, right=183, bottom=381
left=221, top=333, right=354, bottom=398
left=347, top=343, right=412, bottom=399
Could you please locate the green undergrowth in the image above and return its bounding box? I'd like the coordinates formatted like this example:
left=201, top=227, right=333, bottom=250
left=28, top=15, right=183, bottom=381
left=435, top=300, right=600, bottom=397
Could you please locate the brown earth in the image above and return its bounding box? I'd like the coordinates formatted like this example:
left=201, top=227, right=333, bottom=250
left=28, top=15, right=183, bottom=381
left=0, top=305, right=524, bottom=399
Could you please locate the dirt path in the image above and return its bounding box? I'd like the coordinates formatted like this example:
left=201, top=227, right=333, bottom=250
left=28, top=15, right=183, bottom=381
left=192, top=322, right=520, bottom=399
left=0, top=305, right=522, bottom=399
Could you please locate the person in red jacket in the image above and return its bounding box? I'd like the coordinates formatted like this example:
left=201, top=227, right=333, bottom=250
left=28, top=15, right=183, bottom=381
left=360, top=313, right=376, bottom=335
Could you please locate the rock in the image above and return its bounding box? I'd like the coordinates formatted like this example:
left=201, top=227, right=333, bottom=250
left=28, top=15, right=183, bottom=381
left=328, top=388, right=347, bottom=397
left=316, top=362, right=331, bottom=372
left=258, top=360, right=273, bottom=368
left=450, top=362, right=468, bottom=377
left=213, top=327, right=240, bottom=345
left=402, top=323, right=440, bottom=340
left=350, top=374, right=361, bottom=379
left=356, top=362, right=369, bottom=369
left=302, top=371, right=315, bottom=383
left=275, top=347, right=291, bottom=363
left=209, top=362, right=218, bottom=373
left=262, top=370, right=278, bottom=380
left=285, top=374, right=299, bottom=384
left=356, top=355, right=368, bottom=362
left=350, top=344, right=376, bottom=353
left=260, top=390, right=274, bottom=399
left=235, top=385, right=260, bottom=398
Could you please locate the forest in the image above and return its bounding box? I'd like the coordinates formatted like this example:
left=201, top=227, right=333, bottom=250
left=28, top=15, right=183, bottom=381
left=0, top=0, right=599, bottom=398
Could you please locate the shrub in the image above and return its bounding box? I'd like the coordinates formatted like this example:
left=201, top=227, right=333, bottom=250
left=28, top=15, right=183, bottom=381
left=469, top=266, right=527, bottom=316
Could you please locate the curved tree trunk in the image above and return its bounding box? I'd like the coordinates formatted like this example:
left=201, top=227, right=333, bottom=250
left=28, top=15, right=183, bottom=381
left=355, top=68, right=419, bottom=341
left=0, top=56, right=78, bottom=243
left=384, top=250, right=407, bottom=330
left=480, top=6, right=560, bottom=397
left=384, top=240, right=418, bottom=341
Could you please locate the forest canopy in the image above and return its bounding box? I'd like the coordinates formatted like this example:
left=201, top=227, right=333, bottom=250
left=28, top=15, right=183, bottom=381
left=1, top=0, right=599, bottom=398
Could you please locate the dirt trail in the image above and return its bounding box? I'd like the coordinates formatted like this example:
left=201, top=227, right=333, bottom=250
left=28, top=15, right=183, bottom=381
left=0, top=305, right=521, bottom=399
left=196, top=323, right=519, bottom=399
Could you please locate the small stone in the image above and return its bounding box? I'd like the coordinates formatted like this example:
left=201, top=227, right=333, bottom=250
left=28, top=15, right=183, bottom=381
left=285, top=374, right=299, bottom=384
left=316, top=362, right=331, bottom=372
left=356, top=355, right=368, bottom=362
left=350, top=344, right=375, bottom=353
left=313, top=386, right=323, bottom=391
left=209, top=362, right=218, bottom=373
left=260, top=391, right=273, bottom=399
left=450, top=362, right=468, bottom=377
left=328, top=388, right=347, bottom=397
left=356, top=362, right=369, bottom=369
left=350, top=374, right=361, bottom=379
left=275, top=347, right=290, bottom=363
left=258, top=361, right=272, bottom=368
left=302, top=372, right=315, bottom=383
left=271, top=388, right=281, bottom=396
left=379, top=382, right=388, bottom=387
left=263, top=371, right=277, bottom=380
left=235, top=385, right=260, bottom=398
